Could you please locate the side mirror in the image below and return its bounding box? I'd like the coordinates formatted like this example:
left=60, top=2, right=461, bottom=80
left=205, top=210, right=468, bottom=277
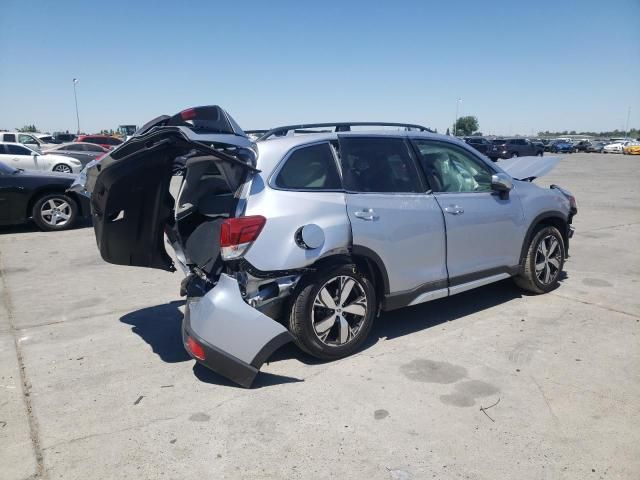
left=491, top=173, right=513, bottom=198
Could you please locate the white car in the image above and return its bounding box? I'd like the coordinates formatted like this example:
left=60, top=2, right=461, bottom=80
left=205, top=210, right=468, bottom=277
left=0, top=142, right=82, bottom=173
left=603, top=141, right=630, bottom=154
left=0, top=131, right=56, bottom=152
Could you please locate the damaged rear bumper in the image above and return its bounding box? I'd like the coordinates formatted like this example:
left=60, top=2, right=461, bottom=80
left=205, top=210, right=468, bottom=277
left=182, top=273, right=292, bottom=388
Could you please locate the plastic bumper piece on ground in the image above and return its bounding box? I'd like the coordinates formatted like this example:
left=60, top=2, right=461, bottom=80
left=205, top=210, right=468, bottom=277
left=182, top=273, right=293, bottom=388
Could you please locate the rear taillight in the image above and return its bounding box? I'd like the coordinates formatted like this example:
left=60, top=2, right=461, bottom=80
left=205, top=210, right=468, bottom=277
left=180, top=108, right=197, bottom=120
left=220, top=215, right=266, bottom=260
left=186, top=336, right=205, bottom=361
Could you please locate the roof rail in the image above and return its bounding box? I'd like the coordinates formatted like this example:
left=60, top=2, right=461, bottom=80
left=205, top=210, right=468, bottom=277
left=257, top=122, right=433, bottom=141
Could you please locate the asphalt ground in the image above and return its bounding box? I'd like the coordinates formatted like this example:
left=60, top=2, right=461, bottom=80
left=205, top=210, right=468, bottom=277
left=1, top=152, right=638, bottom=479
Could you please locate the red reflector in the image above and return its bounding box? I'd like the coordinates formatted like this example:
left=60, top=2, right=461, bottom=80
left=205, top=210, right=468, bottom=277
left=220, top=216, right=266, bottom=248
left=180, top=108, right=197, bottom=120
left=186, top=336, right=205, bottom=361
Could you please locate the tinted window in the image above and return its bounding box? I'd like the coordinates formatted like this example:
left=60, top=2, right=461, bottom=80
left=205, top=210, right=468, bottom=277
left=3, top=134, right=16, bottom=142
left=101, top=137, right=122, bottom=145
left=492, top=139, right=505, bottom=145
left=412, top=140, right=494, bottom=193
left=6, top=144, right=32, bottom=155
left=65, top=144, right=85, bottom=151
left=339, top=137, right=422, bottom=193
left=275, top=143, right=341, bottom=190
left=0, top=161, right=17, bottom=174
left=84, top=143, right=104, bottom=152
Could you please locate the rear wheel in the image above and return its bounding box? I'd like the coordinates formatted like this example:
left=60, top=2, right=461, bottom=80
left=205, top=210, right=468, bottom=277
left=288, top=264, right=376, bottom=360
left=52, top=163, right=73, bottom=174
left=32, top=194, right=78, bottom=231
left=514, top=226, right=565, bottom=294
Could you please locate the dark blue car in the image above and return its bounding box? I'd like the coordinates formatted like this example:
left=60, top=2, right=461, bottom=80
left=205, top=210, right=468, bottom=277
left=550, top=141, right=574, bottom=153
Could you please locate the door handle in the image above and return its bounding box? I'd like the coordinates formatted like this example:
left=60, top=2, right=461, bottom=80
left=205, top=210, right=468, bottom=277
left=353, top=209, right=378, bottom=221
left=444, top=205, right=464, bottom=215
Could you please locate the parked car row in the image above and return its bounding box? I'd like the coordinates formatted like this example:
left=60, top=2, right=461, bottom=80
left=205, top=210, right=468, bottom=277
left=0, top=131, right=123, bottom=153
left=464, top=137, right=543, bottom=161
left=463, top=136, right=639, bottom=158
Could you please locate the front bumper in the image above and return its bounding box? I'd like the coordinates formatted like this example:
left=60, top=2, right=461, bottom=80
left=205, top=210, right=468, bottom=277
left=182, top=273, right=293, bottom=388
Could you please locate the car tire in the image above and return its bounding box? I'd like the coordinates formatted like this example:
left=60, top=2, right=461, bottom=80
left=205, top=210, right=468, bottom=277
left=514, top=226, right=565, bottom=294
left=52, top=163, right=73, bottom=174
left=288, top=264, right=376, bottom=360
left=32, top=193, right=78, bottom=231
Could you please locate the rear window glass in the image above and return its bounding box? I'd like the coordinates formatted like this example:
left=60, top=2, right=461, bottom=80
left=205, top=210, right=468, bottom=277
left=274, top=143, right=341, bottom=190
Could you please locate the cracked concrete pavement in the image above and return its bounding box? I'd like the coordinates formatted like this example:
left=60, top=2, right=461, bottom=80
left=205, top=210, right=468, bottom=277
left=0, top=152, right=638, bottom=479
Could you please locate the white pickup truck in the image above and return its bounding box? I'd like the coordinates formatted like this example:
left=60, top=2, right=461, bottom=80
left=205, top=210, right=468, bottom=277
left=0, top=131, right=56, bottom=152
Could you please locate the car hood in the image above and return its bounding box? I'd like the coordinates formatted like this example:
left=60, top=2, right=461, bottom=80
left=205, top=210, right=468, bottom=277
left=498, top=155, right=562, bottom=181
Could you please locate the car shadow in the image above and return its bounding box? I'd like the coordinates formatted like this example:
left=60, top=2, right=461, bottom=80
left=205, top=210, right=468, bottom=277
left=193, top=363, right=303, bottom=389
left=118, top=278, right=541, bottom=386
left=120, top=300, right=190, bottom=363
left=269, top=278, right=525, bottom=365
left=0, top=218, right=92, bottom=235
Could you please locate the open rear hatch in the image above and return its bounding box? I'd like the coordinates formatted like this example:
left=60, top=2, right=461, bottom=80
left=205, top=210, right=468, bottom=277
left=84, top=106, right=258, bottom=273
left=82, top=106, right=292, bottom=388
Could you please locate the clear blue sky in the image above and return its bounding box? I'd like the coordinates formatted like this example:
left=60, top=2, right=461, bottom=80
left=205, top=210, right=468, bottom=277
left=1, top=0, right=638, bottom=135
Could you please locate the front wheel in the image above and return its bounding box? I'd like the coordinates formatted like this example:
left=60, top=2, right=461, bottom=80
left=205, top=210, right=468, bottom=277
left=288, top=264, right=376, bottom=360
left=52, top=163, right=73, bottom=174
left=514, top=226, right=565, bottom=294
left=32, top=193, right=78, bottom=231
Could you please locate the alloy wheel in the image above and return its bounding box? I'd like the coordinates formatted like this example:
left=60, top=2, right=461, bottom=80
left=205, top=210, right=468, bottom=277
left=40, top=198, right=72, bottom=227
left=534, top=235, right=562, bottom=285
left=53, top=164, right=72, bottom=173
left=311, top=275, right=368, bottom=346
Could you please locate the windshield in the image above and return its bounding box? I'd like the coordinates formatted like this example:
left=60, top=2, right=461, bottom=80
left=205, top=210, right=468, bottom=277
left=0, top=161, right=18, bottom=175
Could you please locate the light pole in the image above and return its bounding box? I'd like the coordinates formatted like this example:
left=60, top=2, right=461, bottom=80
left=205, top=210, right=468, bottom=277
left=454, top=97, right=462, bottom=136
left=625, top=106, right=631, bottom=139
left=73, top=78, right=80, bottom=134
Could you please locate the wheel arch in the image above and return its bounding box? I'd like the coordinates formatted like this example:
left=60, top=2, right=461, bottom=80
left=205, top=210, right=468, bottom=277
left=519, top=212, right=569, bottom=266
left=305, top=246, right=390, bottom=300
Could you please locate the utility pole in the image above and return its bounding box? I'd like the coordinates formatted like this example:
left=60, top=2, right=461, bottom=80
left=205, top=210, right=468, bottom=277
left=73, top=78, right=80, bottom=134
left=454, top=97, right=462, bottom=136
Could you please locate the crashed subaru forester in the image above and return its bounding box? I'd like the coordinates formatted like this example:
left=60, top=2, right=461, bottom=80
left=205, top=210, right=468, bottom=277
left=79, top=106, right=577, bottom=387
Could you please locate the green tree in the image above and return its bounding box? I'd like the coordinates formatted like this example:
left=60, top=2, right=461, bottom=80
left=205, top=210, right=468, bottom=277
left=453, top=116, right=479, bottom=136
left=17, top=124, right=38, bottom=133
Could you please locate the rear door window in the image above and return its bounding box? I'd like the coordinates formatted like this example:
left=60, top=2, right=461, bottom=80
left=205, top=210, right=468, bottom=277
left=66, top=144, right=85, bottom=151
left=3, top=134, right=16, bottom=142
left=274, top=143, right=341, bottom=190
left=339, top=137, right=423, bottom=193
left=84, top=144, right=104, bottom=152
left=7, top=144, right=31, bottom=155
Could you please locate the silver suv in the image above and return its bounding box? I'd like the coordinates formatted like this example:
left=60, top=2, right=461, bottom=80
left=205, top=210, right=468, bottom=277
left=81, top=106, right=577, bottom=387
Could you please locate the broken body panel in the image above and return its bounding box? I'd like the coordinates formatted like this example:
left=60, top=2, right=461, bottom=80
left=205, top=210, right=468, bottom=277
left=83, top=106, right=294, bottom=387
